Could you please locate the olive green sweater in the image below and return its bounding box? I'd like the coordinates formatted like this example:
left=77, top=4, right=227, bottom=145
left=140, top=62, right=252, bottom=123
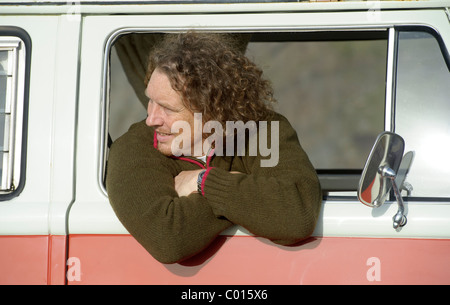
left=106, top=112, right=322, bottom=264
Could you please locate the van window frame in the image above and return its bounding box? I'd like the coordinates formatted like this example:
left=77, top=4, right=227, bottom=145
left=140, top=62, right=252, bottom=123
left=0, top=26, right=30, bottom=201
left=101, top=27, right=391, bottom=197
left=101, top=25, right=449, bottom=201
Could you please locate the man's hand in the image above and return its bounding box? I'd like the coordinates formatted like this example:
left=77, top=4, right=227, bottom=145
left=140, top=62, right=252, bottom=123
left=175, top=169, right=243, bottom=197
left=174, top=169, right=203, bottom=197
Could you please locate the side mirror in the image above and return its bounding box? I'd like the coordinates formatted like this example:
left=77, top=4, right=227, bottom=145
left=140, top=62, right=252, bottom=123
left=358, top=132, right=414, bottom=229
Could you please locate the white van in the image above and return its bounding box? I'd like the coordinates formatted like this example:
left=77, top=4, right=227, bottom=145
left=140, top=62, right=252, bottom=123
left=0, top=0, right=449, bottom=285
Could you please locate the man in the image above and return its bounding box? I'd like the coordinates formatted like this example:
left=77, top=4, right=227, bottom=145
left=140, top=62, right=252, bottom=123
left=106, top=32, right=322, bottom=264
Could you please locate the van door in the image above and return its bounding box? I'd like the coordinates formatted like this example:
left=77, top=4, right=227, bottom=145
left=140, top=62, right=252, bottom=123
left=68, top=6, right=450, bottom=285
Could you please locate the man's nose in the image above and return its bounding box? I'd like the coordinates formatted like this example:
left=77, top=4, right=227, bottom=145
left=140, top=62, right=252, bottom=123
left=146, top=103, right=164, bottom=127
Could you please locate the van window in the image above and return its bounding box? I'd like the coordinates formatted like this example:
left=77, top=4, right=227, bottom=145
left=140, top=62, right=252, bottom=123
left=0, top=30, right=29, bottom=199
left=394, top=29, right=450, bottom=198
left=106, top=31, right=388, bottom=193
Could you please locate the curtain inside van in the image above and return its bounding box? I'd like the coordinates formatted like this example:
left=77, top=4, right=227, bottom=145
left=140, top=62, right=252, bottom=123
left=114, top=33, right=250, bottom=108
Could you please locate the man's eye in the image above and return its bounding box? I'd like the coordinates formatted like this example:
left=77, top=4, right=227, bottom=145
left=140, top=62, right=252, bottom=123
left=164, top=107, right=175, bottom=114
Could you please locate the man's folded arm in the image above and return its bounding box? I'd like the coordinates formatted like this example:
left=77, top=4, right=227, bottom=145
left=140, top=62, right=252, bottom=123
left=203, top=115, right=322, bottom=245
left=106, top=123, right=232, bottom=264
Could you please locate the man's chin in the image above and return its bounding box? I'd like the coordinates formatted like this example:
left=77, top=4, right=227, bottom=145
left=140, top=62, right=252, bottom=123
left=156, top=143, right=173, bottom=156
left=157, top=143, right=193, bottom=157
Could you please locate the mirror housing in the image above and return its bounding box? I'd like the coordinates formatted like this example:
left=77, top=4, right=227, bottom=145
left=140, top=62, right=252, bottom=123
left=358, top=132, right=413, bottom=229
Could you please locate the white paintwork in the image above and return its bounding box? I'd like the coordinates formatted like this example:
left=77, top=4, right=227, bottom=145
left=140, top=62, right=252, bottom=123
left=0, top=3, right=449, bottom=241
left=0, top=0, right=448, bottom=14
left=70, top=9, right=450, bottom=239
left=0, top=16, right=79, bottom=235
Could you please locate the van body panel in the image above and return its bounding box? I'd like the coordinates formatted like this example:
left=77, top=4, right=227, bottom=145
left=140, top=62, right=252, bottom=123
left=67, top=234, right=450, bottom=285
left=0, top=2, right=449, bottom=284
left=0, top=235, right=66, bottom=285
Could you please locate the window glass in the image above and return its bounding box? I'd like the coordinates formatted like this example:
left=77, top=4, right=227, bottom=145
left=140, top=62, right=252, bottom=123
left=109, top=47, right=146, bottom=142
left=0, top=35, right=27, bottom=195
left=395, top=30, right=450, bottom=198
left=0, top=47, right=13, bottom=190
left=0, top=50, right=8, bottom=113
left=246, top=36, right=387, bottom=171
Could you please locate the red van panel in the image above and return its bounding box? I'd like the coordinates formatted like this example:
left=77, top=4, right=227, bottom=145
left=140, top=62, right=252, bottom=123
left=0, top=235, right=66, bottom=285
left=67, top=234, right=450, bottom=285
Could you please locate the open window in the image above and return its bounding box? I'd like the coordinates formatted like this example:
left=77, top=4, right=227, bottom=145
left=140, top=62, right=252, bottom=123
left=0, top=27, right=30, bottom=200
left=103, top=30, right=389, bottom=197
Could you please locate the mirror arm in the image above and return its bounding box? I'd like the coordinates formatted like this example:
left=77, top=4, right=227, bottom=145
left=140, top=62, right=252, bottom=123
left=390, top=177, right=407, bottom=229
left=380, top=165, right=407, bottom=229
left=374, top=165, right=395, bottom=207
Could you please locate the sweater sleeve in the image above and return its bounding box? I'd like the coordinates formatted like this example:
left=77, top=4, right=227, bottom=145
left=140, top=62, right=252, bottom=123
left=106, top=121, right=233, bottom=264
left=203, top=113, right=322, bottom=245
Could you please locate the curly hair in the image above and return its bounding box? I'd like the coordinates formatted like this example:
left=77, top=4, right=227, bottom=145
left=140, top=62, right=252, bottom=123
left=145, top=31, right=276, bottom=126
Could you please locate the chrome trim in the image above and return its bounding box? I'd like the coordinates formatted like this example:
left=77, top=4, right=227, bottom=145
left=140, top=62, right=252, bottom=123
left=385, top=27, right=396, bottom=132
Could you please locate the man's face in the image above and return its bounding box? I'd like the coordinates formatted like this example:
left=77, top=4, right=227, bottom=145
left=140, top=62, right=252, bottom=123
left=145, top=68, right=198, bottom=156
